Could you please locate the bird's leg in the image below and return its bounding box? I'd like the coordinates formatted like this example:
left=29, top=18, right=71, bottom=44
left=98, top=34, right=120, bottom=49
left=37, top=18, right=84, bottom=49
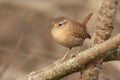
left=54, top=48, right=71, bottom=65
left=76, top=48, right=81, bottom=53
left=61, top=48, right=71, bottom=61
left=70, top=48, right=81, bottom=58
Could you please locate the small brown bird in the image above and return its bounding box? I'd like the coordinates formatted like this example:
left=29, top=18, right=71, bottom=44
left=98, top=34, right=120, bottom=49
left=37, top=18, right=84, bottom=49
left=51, top=13, right=92, bottom=61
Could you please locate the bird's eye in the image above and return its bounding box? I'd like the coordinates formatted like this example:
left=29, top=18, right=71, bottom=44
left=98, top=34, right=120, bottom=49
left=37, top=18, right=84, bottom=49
left=59, top=23, right=62, bottom=26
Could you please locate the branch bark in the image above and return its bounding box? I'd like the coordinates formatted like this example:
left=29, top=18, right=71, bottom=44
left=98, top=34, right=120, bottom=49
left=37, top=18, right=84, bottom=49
left=17, top=33, right=120, bottom=80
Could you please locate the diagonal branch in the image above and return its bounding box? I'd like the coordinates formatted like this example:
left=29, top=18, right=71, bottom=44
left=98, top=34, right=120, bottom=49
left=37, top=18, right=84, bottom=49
left=17, top=33, right=120, bottom=80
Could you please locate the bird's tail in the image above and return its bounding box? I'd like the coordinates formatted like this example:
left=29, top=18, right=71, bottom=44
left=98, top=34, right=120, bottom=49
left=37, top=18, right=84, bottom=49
left=81, top=12, right=93, bottom=26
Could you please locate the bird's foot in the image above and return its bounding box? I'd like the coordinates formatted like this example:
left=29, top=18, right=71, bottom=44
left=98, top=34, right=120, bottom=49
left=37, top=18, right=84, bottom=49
left=53, top=58, right=66, bottom=65
left=70, top=53, right=77, bottom=58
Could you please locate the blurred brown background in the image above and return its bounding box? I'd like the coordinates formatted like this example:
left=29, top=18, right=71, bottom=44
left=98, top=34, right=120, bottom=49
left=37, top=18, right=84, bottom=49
left=0, top=0, right=120, bottom=80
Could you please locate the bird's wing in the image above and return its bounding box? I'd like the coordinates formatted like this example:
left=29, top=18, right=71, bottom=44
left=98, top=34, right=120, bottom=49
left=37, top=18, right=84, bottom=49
left=70, top=22, right=91, bottom=39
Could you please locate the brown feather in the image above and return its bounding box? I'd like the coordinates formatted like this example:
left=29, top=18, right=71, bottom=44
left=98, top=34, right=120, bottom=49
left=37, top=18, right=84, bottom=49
left=70, top=20, right=90, bottom=38
left=81, top=13, right=93, bottom=26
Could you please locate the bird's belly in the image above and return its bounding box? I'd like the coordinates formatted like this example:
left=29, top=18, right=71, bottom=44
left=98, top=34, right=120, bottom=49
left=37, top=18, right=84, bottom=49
left=53, top=33, right=84, bottom=48
left=60, top=36, right=85, bottom=48
left=51, top=28, right=85, bottom=48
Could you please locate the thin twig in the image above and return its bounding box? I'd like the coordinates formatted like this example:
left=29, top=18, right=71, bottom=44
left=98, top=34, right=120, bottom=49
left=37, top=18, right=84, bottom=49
left=0, top=33, right=24, bottom=78
left=0, top=11, right=35, bottom=79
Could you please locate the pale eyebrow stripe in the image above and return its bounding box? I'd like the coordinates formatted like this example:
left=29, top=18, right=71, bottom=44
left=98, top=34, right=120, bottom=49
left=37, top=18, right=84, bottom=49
left=59, top=19, right=67, bottom=24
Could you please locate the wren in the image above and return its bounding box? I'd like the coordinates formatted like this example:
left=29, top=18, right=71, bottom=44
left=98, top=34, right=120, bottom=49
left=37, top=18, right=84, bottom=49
left=51, top=13, right=92, bottom=61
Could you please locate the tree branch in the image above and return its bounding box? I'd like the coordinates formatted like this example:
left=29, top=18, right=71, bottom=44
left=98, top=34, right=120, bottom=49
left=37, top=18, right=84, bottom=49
left=17, top=33, right=120, bottom=80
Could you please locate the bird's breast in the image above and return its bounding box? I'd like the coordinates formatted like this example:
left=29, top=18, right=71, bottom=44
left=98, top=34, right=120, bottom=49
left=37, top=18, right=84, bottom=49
left=51, top=28, right=85, bottom=48
left=51, top=28, right=67, bottom=43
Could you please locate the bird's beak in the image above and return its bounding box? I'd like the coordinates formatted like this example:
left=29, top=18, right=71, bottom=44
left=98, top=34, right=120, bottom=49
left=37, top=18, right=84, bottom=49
left=49, top=22, right=54, bottom=29
left=49, top=24, right=53, bottom=29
